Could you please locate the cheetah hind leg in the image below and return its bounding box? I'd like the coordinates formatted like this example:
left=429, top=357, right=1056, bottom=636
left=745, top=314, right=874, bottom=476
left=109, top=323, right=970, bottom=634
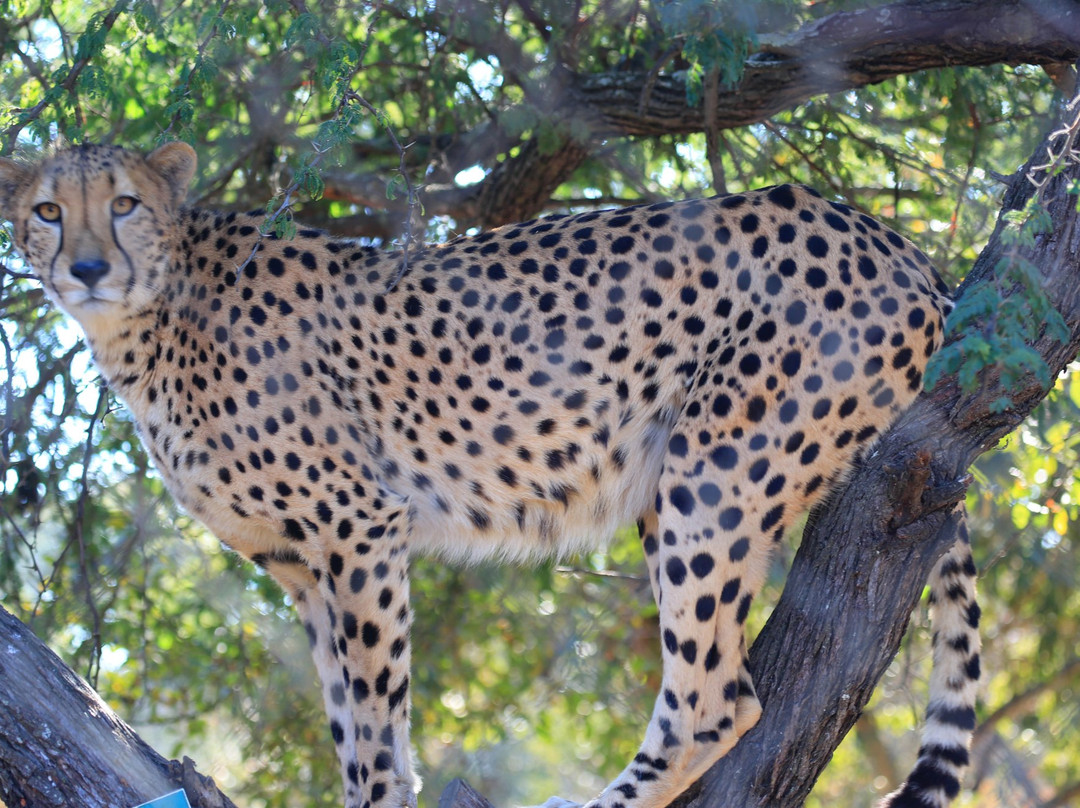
left=637, top=509, right=760, bottom=745
left=613, top=498, right=775, bottom=805
left=530, top=485, right=771, bottom=808
left=527, top=677, right=758, bottom=808
left=642, top=508, right=763, bottom=789
left=639, top=508, right=762, bottom=748
left=733, top=653, right=762, bottom=738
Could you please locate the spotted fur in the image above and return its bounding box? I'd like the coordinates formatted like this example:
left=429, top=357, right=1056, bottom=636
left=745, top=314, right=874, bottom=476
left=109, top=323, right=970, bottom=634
left=0, top=143, right=979, bottom=808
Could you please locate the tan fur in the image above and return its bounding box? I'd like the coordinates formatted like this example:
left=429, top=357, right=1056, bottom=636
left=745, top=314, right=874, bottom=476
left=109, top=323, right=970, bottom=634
left=2, top=143, right=976, bottom=808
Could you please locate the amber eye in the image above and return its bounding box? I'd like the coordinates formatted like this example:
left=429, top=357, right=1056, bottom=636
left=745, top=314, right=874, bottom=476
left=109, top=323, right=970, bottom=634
left=111, top=196, right=139, bottom=216
left=34, top=202, right=61, bottom=222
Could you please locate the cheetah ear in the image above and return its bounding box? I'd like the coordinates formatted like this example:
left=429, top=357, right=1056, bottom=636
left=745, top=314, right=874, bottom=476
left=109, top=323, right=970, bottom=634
left=0, top=157, right=34, bottom=223
left=145, top=142, right=197, bottom=207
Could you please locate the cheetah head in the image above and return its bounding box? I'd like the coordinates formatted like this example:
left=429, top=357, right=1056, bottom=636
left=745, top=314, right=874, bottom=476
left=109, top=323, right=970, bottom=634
left=0, top=143, right=196, bottom=335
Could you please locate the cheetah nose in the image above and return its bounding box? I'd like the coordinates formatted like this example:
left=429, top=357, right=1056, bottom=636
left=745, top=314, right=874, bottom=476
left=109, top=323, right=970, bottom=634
left=70, top=259, right=111, bottom=288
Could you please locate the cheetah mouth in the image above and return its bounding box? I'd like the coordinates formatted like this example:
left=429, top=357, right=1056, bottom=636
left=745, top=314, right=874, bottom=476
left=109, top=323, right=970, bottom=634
left=60, top=286, right=124, bottom=310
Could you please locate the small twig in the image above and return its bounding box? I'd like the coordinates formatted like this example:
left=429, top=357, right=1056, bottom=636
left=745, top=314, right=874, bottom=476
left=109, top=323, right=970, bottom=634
left=0, top=309, right=15, bottom=465
left=553, top=565, right=648, bottom=583
left=232, top=2, right=398, bottom=291
left=762, top=120, right=845, bottom=196
left=703, top=67, right=726, bottom=194
left=191, top=140, right=261, bottom=205
left=1027, top=92, right=1080, bottom=192
left=514, top=0, right=552, bottom=44
left=347, top=92, right=422, bottom=292
left=11, top=42, right=50, bottom=88
left=231, top=139, right=335, bottom=287
left=826, top=110, right=960, bottom=188
left=73, top=382, right=109, bottom=687
left=0, top=502, right=51, bottom=615
left=1, top=261, right=37, bottom=281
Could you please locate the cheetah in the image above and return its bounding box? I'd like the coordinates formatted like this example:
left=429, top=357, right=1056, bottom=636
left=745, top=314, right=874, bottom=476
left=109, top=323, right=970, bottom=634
left=0, top=143, right=980, bottom=808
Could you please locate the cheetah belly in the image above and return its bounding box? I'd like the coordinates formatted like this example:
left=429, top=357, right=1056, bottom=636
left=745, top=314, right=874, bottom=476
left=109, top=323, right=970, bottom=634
left=402, top=411, right=673, bottom=564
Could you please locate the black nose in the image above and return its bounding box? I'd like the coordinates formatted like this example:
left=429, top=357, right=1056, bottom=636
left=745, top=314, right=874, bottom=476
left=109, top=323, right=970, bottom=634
left=70, top=259, right=111, bottom=288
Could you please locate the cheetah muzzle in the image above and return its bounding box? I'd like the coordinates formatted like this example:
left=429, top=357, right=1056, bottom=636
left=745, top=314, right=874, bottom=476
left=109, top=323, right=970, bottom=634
left=0, top=143, right=980, bottom=808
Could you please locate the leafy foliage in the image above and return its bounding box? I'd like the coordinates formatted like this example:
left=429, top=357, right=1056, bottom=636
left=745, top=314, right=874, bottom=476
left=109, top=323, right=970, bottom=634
left=654, top=0, right=759, bottom=103
left=925, top=104, right=1080, bottom=409
left=1, top=2, right=1078, bottom=807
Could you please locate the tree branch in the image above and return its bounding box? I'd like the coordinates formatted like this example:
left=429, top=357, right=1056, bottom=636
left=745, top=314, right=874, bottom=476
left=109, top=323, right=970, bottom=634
left=0, top=606, right=238, bottom=808
left=974, top=656, right=1080, bottom=740
left=572, top=0, right=1080, bottom=138
left=1041, top=779, right=1080, bottom=808
left=318, top=0, right=1080, bottom=232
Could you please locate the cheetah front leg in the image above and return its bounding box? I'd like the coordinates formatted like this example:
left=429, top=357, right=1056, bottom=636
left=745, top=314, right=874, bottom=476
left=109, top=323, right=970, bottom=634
left=295, top=522, right=416, bottom=808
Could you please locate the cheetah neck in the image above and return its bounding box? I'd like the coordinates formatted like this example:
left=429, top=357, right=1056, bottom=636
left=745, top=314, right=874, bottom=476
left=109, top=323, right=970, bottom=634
left=87, top=307, right=162, bottom=398
left=81, top=270, right=176, bottom=412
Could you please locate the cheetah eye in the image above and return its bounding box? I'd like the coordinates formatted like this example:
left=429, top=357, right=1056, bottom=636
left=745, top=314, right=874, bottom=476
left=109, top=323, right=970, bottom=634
left=34, top=202, right=61, bottom=223
left=111, top=196, right=139, bottom=216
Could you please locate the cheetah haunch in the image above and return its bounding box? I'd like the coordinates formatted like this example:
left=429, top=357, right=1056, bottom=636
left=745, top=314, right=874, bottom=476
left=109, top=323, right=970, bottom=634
left=0, top=143, right=980, bottom=808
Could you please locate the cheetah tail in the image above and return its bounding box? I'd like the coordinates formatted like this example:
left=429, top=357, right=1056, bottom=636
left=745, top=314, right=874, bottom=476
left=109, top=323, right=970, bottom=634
left=879, top=504, right=981, bottom=808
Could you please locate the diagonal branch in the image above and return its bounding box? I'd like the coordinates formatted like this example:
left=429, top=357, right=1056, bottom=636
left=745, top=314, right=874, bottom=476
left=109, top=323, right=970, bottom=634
left=974, top=656, right=1080, bottom=740
left=0, top=605, right=238, bottom=808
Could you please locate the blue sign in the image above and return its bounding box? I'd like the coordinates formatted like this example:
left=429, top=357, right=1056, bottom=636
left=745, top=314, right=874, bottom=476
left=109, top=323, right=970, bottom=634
left=133, top=790, right=191, bottom=808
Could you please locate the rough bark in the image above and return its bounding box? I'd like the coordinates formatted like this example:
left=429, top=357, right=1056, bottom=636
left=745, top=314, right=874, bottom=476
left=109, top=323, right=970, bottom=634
left=0, top=607, right=237, bottom=808
left=574, top=0, right=1080, bottom=138
left=320, top=0, right=1080, bottom=231
left=438, top=779, right=495, bottom=808
left=470, top=138, right=594, bottom=227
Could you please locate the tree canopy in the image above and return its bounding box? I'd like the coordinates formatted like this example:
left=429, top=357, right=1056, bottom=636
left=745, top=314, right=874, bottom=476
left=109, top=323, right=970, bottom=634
left=2, top=1, right=1080, bottom=807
